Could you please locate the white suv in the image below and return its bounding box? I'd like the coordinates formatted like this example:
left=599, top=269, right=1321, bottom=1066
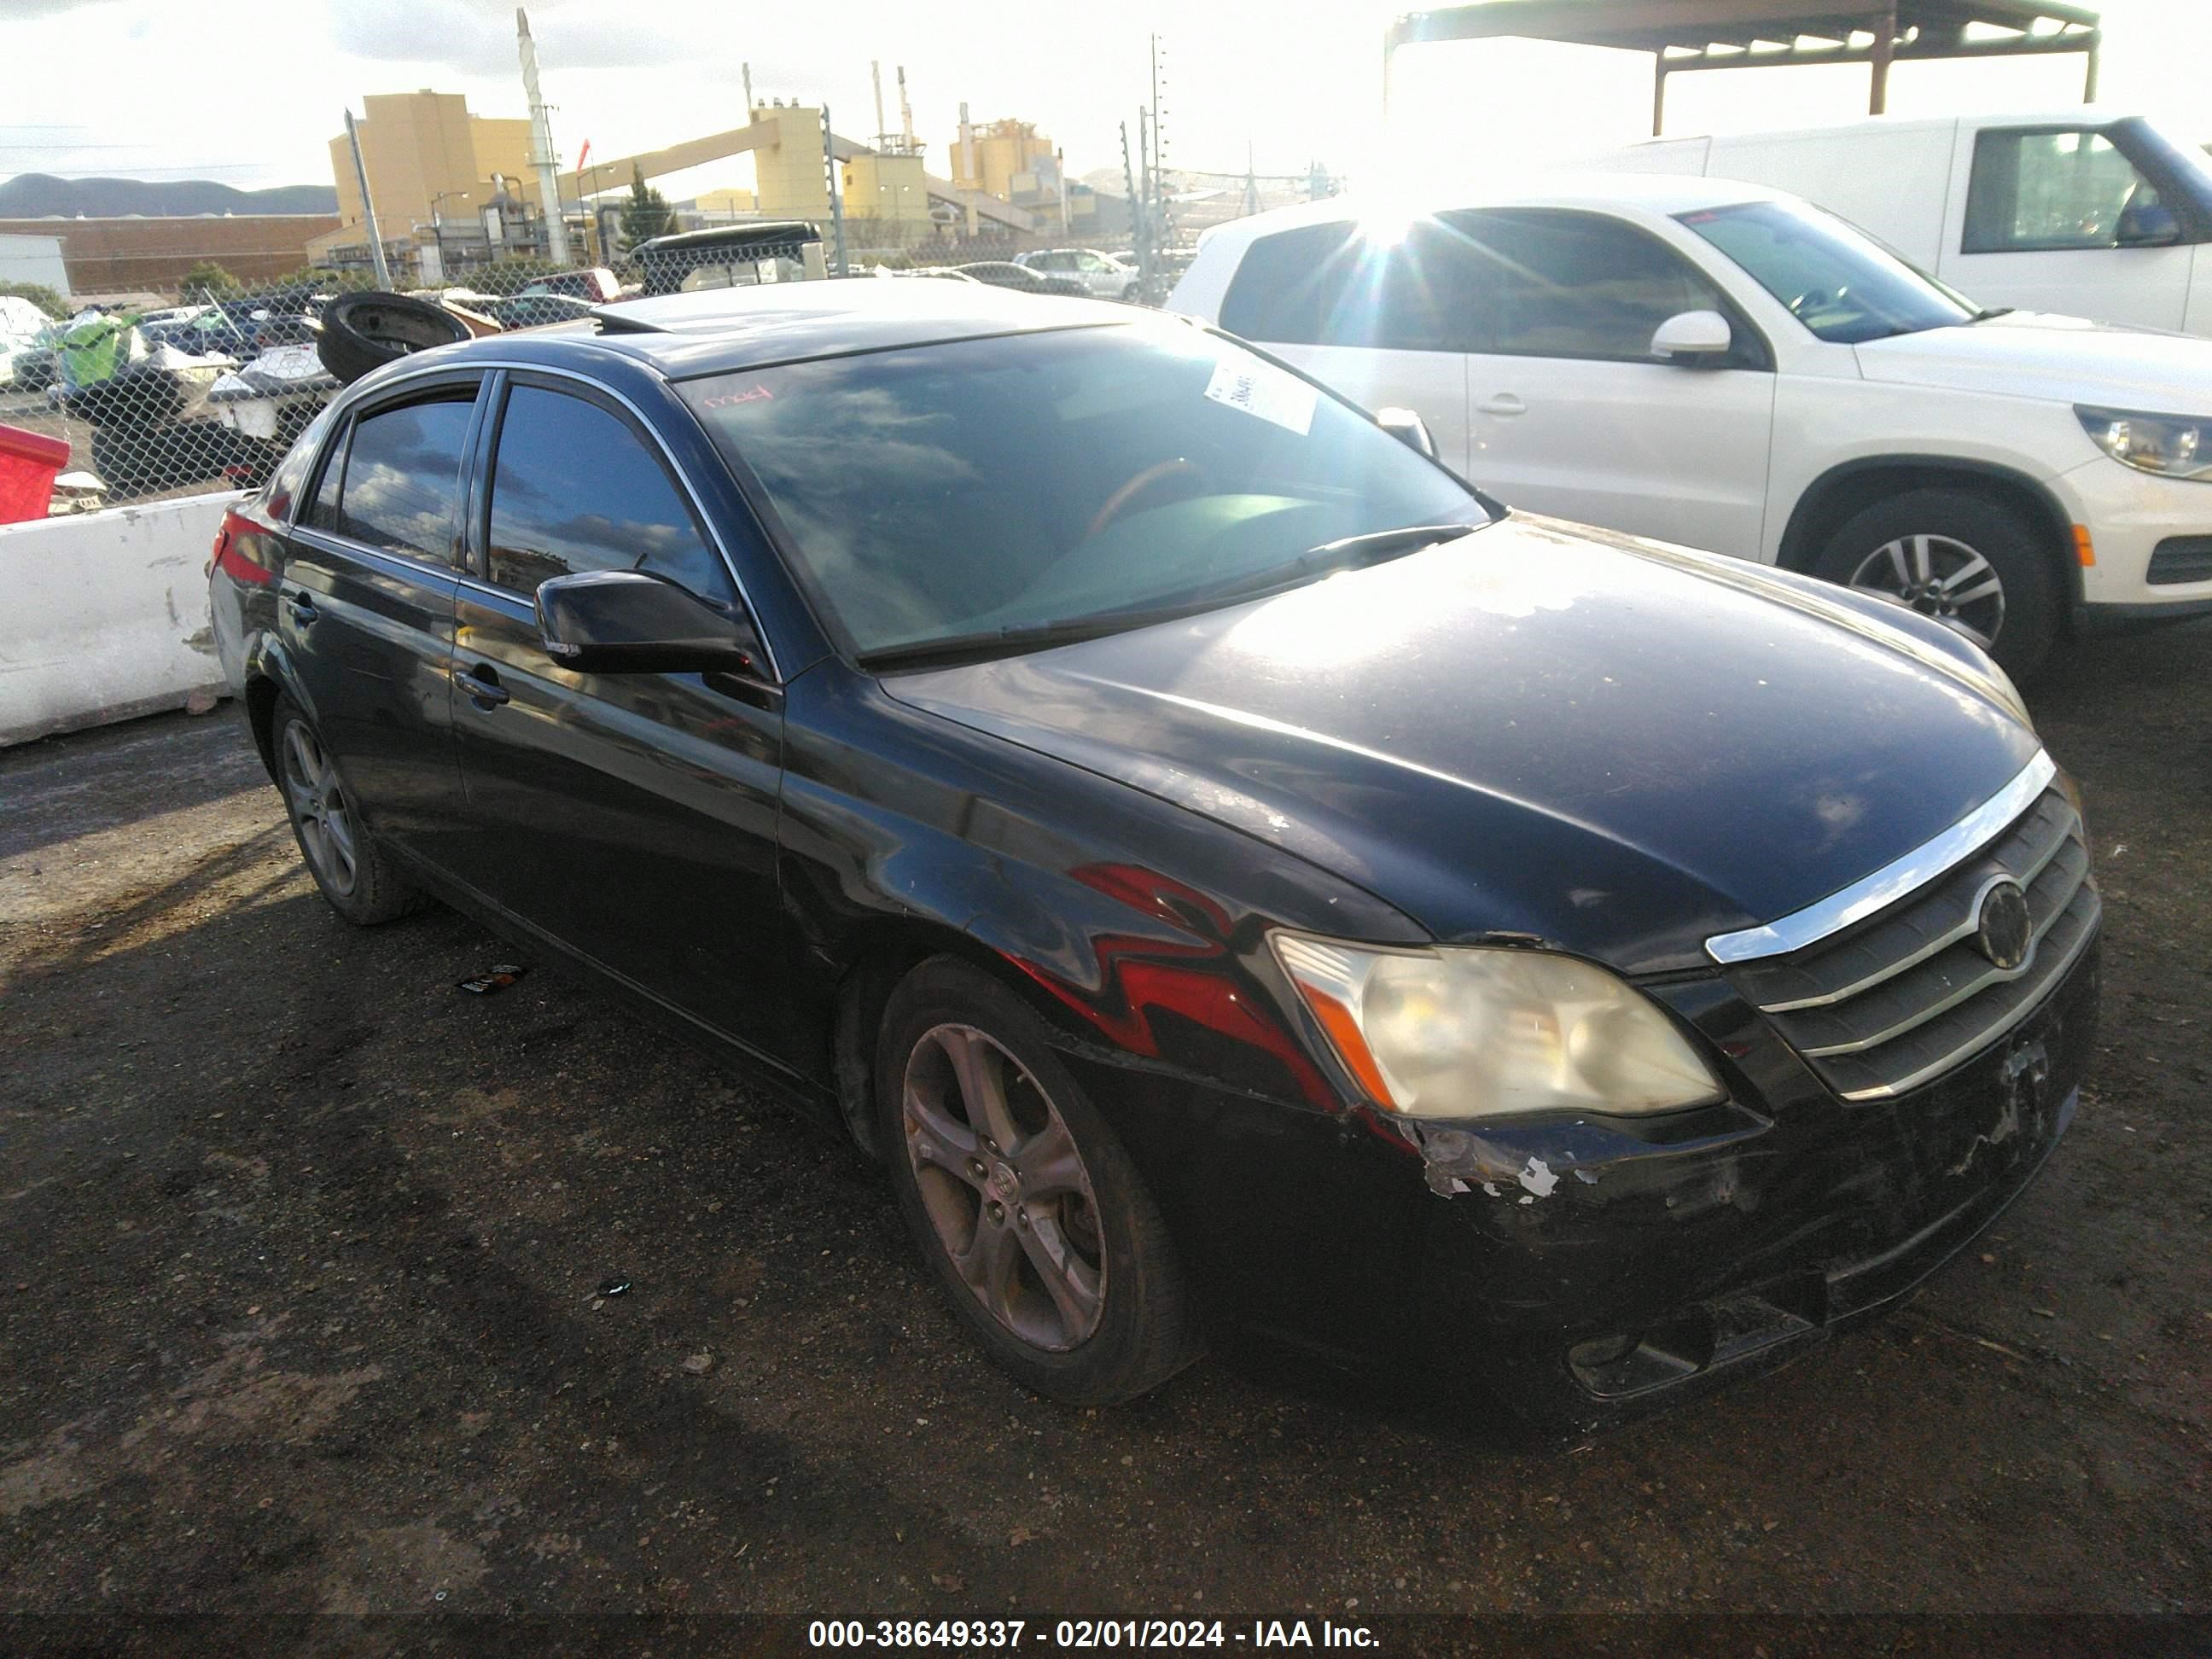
left=1169, top=174, right=2212, bottom=674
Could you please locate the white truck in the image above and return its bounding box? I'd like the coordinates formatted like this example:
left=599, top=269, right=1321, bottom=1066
left=1605, top=111, right=2212, bottom=335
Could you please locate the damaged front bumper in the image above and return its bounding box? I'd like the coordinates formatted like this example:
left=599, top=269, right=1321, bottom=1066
left=1068, top=930, right=2098, bottom=1434
left=1401, top=936, right=2099, bottom=1429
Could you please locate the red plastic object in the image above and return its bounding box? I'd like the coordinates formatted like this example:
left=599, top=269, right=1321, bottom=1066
left=0, top=422, right=70, bottom=525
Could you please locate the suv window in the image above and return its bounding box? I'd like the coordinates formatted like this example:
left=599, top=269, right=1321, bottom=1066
left=1450, top=209, right=1732, bottom=362
left=329, top=392, right=476, bottom=560
left=1218, top=219, right=1493, bottom=352
left=486, top=384, right=733, bottom=603
left=1965, top=128, right=2164, bottom=253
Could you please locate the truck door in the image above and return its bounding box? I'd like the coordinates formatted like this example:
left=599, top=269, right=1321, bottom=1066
left=1941, top=122, right=2195, bottom=329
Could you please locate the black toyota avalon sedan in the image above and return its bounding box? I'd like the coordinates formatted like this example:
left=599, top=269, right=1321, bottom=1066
left=208, top=280, right=2098, bottom=1428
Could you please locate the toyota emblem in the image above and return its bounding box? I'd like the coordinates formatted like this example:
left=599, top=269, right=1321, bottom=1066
left=1975, top=880, right=2032, bottom=971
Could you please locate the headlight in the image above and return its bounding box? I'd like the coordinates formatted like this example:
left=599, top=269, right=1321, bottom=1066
left=2075, top=405, right=2212, bottom=480
left=1270, top=934, right=1726, bottom=1120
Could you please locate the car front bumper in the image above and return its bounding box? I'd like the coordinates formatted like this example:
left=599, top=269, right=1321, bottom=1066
left=2062, top=452, right=2212, bottom=614
left=1062, top=931, right=2098, bottom=1432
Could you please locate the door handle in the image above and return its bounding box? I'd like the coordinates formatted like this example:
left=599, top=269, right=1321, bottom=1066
left=1477, top=393, right=1527, bottom=417
left=453, top=664, right=509, bottom=707
left=286, top=590, right=319, bottom=624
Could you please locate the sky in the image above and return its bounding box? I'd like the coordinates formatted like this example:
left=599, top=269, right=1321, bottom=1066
left=0, top=0, right=2206, bottom=206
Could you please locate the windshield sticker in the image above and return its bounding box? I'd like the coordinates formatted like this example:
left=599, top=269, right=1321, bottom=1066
left=1202, top=360, right=1316, bottom=436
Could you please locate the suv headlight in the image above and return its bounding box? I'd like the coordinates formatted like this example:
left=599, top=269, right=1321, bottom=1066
left=2075, top=405, right=2212, bottom=480
left=1271, top=934, right=1726, bottom=1120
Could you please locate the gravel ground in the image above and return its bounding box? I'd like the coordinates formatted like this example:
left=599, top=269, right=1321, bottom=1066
left=2, top=620, right=2207, bottom=1633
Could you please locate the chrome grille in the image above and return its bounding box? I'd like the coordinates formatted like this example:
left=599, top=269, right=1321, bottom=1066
left=1722, top=786, right=2098, bottom=1101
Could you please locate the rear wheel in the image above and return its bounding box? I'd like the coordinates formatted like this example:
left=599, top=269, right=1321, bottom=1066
left=272, top=696, right=424, bottom=925
left=876, top=958, right=1202, bottom=1405
left=1810, top=487, right=2060, bottom=678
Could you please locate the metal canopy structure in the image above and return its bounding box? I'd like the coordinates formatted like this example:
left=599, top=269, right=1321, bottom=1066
left=1384, top=1, right=2104, bottom=134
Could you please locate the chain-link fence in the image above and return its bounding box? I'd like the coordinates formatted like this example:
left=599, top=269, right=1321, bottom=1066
left=0, top=224, right=859, bottom=517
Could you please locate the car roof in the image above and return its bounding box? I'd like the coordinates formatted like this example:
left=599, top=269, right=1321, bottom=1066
left=1193, top=170, right=1791, bottom=252
left=1621, top=106, right=2151, bottom=148
left=431, top=276, right=1138, bottom=381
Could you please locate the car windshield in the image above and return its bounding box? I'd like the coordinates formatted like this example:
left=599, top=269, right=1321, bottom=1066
left=681, top=321, right=1489, bottom=662
left=1678, top=198, right=1977, bottom=344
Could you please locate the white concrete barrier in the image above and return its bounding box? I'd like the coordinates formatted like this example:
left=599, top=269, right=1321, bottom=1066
left=0, top=492, right=239, bottom=748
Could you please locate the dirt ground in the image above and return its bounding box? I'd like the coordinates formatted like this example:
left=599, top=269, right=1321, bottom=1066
left=2, top=617, right=2207, bottom=1635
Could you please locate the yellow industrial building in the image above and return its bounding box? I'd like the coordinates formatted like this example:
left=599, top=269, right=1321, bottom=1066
left=949, top=119, right=1055, bottom=202
left=841, top=152, right=933, bottom=227
left=327, top=90, right=534, bottom=236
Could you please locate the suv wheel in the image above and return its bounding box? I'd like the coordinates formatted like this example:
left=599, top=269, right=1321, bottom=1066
left=1810, top=487, right=2060, bottom=678
left=876, top=958, right=1202, bottom=1405
left=272, top=695, right=426, bottom=925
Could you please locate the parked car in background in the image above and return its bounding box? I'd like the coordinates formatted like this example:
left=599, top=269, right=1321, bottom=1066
left=1172, top=173, right=2212, bottom=675
left=209, top=281, right=2094, bottom=1428
left=1016, top=247, right=1139, bottom=300
left=956, top=261, right=1086, bottom=298
left=1604, top=111, right=2212, bottom=335
left=521, top=266, right=620, bottom=304
left=479, top=292, right=600, bottom=331
left=632, top=224, right=827, bottom=295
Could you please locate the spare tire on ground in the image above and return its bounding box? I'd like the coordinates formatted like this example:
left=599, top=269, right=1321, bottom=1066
left=315, top=292, right=474, bottom=385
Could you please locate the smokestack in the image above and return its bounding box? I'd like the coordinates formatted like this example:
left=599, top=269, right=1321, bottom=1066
left=959, top=100, right=975, bottom=189
left=872, top=61, right=888, bottom=149
left=898, top=66, right=914, bottom=148
left=742, top=61, right=754, bottom=114
left=516, top=8, right=571, bottom=264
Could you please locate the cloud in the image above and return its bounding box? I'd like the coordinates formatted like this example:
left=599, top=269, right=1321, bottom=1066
left=328, top=0, right=707, bottom=78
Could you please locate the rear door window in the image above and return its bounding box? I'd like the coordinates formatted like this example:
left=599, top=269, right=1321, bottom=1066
left=329, top=390, right=478, bottom=560
left=483, top=382, right=734, bottom=605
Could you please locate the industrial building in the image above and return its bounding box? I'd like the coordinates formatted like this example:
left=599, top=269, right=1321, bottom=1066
left=0, top=214, right=341, bottom=294
left=325, top=90, right=535, bottom=247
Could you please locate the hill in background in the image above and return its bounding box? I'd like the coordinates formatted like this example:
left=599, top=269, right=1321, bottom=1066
left=0, top=173, right=339, bottom=218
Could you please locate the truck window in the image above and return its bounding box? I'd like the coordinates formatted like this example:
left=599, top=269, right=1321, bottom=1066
left=1965, top=129, right=2164, bottom=253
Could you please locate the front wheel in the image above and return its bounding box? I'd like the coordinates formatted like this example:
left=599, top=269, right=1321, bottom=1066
left=1810, top=488, right=2060, bottom=678
left=876, top=958, right=1202, bottom=1405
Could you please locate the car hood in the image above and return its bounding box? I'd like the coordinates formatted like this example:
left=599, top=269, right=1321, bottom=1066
left=885, top=516, right=2041, bottom=975
left=1854, top=310, right=2212, bottom=406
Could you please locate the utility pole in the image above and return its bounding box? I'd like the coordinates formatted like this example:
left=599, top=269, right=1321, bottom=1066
left=342, top=108, right=393, bottom=288
left=823, top=106, right=847, bottom=276
left=1121, top=119, right=1148, bottom=304
left=1149, top=33, right=1173, bottom=262
left=516, top=8, right=571, bottom=264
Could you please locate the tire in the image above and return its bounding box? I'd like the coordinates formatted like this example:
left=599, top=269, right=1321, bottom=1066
left=876, top=957, right=1202, bottom=1405
left=1809, top=487, right=2061, bottom=678
left=314, top=292, right=473, bottom=386
left=271, top=696, right=425, bottom=925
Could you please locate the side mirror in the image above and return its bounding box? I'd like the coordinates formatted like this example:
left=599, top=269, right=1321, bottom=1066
left=2116, top=201, right=2181, bottom=248
left=1650, top=309, right=1734, bottom=364
left=1375, top=405, right=1437, bottom=460
left=534, top=569, right=765, bottom=676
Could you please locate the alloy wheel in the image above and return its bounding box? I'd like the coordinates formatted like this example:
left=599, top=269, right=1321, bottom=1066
left=281, top=722, right=359, bottom=897
left=1848, top=533, right=2006, bottom=649
left=900, top=1022, right=1107, bottom=1352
